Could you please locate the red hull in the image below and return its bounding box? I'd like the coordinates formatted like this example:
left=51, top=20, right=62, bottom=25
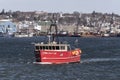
left=34, top=49, right=81, bottom=64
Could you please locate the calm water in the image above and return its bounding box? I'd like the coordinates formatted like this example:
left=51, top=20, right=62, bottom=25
left=0, top=37, right=120, bottom=80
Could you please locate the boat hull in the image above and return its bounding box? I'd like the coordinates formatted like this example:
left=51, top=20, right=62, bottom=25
left=34, top=49, right=81, bottom=64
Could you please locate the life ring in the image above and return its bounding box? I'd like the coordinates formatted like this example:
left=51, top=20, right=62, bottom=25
left=79, top=49, right=82, bottom=54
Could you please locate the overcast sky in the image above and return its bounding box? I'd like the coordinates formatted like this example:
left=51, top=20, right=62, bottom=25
left=0, top=0, right=120, bottom=14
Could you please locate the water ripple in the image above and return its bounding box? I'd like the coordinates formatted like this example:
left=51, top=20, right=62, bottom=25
left=81, top=58, right=120, bottom=63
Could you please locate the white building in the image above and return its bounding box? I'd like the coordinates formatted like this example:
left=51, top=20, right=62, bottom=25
left=0, top=19, right=17, bottom=35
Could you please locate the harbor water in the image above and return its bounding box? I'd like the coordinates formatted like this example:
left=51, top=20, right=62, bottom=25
left=0, top=36, right=120, bottom=80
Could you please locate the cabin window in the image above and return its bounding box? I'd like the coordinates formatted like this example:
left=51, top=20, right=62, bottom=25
left=49, top=46, right=52, bottom=50
left=67, top=46, right=71, bottom=50
left=46, top=46, right=48, bottom=49
left=36, top=46, right=39, bottom=50
left=43, top=46, right=45, bottom=50
left=40, top=46, right=42, bottom=50
left=56, top=46, right=60, bottom=50
left=61, top=46, right=65, bottom=50
left=52, top=46, right=55, bottom=50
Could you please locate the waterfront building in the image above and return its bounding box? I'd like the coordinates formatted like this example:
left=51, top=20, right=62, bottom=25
left=0, top=19, right=17, bottom=36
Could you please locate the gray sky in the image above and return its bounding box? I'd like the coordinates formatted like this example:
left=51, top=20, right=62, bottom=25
left=0, top=0, right=120, bottom=14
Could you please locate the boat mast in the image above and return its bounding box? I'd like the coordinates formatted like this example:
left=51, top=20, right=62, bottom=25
left=48, top=14, right=58, bottom=42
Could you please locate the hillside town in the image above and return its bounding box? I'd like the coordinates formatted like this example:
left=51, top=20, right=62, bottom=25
left=0, top=9, right=120, bottom=37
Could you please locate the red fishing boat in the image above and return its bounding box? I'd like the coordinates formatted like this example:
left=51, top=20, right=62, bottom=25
left=33, top=15, right=82, bottom=64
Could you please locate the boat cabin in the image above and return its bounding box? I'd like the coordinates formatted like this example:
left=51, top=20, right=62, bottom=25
left=35, top=43, right=71, bottom=51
